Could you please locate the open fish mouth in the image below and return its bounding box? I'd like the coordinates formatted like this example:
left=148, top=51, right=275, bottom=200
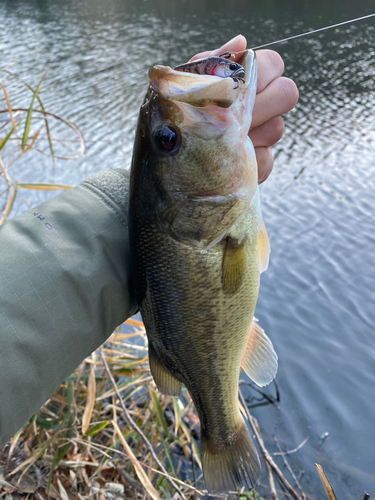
left=148, top=49, right=256, bottom=109
left=231, top=67, right=245, bottom=80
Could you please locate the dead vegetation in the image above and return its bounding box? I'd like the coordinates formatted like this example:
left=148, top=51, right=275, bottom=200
left=0, top=320, right=206, bottom=499
left=0, top=319, right=309, bottom=500
left=0, top=70, right=84, bottom=224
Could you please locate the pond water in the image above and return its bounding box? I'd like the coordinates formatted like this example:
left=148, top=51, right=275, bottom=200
left=1, top=0, right=375, bottom=497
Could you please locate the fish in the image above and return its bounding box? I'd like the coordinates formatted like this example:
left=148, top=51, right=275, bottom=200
left=174, top=56, right=245, bottom=86
left=129, top=49, right=278, bottom=494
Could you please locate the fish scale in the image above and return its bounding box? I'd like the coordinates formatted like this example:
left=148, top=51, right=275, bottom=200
left=133, top=206, right=259, bottom=427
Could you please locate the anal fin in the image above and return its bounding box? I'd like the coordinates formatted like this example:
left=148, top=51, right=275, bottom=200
left=149, top=344, right=182, bottom=397
left=241, top=318, right=278, bottom=387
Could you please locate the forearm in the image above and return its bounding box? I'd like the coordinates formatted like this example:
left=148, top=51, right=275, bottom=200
left=0, top=169, right=135, bottom=447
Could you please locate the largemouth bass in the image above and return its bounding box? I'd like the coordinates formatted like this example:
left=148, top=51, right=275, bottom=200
left=129, top=49, right=278, bottom=494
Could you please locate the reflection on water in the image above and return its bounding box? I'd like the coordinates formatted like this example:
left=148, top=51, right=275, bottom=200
left=1, top=0, right=375, bottom=496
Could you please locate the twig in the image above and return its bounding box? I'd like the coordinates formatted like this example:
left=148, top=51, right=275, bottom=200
left=273, top=379, right=280, bottom=402
left=100, top=348, right=186, bottom=500
left=272, top=437, right=309, bottom=456
left=239, top=379, right=277, bottom=404
left=0, top=156, right=12, bottom=187
left=238, top=389, right=303, bottom=500
left=116, top=466, right=143, bottom=492
left=252, top=418, right=279, bottom=500
left=190, top=440, right=197, bottom=500
left=274, top=437, right=306, bottom=500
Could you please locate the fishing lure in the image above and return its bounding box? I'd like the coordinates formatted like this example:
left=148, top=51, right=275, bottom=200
left=174, top=56, right=245, bottom=88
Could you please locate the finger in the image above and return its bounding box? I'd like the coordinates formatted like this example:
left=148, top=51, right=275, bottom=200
left=255, top=50, right=285, bottom=93
left=189, top=34, right=247, bottom=62
left=249, top=116, right=284, bottom=148
left=256, top=147, right=274, bottom=184
left=252, top=77, right=299, bottom=129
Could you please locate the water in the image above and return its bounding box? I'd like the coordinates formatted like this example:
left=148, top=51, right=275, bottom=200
left=1, top=0, right=375, bottom=497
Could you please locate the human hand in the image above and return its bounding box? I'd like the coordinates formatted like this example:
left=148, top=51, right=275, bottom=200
left=190, top=35, right=299, bottom=184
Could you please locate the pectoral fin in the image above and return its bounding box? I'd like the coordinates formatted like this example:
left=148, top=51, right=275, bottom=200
left=222, top=236, right=247, bottom=294
left=148, top=344, right=182, bottom=396
left=259, top=220, right=270, bottom=274
left=241, top=319, right=278, bottom=387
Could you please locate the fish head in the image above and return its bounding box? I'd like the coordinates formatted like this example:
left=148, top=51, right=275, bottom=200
left=214, top=60, right=246, bottom=80
left=131, top=50, right=258, bottom=244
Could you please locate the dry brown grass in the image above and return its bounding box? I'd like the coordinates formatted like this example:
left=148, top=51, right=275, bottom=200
left=0, top=320, right=210, bottom=499
left=0, top=70, right=84, bottom=224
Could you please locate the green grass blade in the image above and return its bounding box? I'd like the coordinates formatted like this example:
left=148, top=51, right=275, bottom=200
left=21, top=75, right=45, bottom=151
left=158, top=485, right=171, bottom=499
left=47, top=432, right=72, bottom=491
left=20, top=127, right=41, bottom=154
left=150, top=390, right=169, bottom=436
left=172, top=397, right=181, bottom=434
left=47, top=386, right=74, bottom=492
left=0, top=127, right=14, bottom=151
left=85, top=420, right=109, bottom=437
left=160, top=437, right=177, bottom=477
left=0, top=119, right=22, bottom=152
left=66, top=380, right=74, bottom=409
left=189, top=434, right=201, bottom=469
left=180, top=421, right=202, bottom=470
left=35, top=417, right=60, bottom=430
left=3, top=71, right=54, bottom=158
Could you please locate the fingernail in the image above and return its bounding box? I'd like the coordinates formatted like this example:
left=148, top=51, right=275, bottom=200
left=228, top=34, right=243, bottom=43
left=213, top=35, right=245, bottom=55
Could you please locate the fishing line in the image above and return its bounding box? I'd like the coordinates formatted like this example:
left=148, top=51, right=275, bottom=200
left=249, top=12, right=375, bottom=50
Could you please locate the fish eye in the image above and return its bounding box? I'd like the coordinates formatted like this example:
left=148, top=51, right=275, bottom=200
left=229, top=63, right=238, bottom=71
left=153, top=125, right=180, bottom=154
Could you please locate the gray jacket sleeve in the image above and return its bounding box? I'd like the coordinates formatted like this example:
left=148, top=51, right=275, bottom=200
left=0, top=169, right=136, bottom=447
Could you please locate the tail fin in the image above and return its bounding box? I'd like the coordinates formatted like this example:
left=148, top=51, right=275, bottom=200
left=201, top=424, right=261, bottom=494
